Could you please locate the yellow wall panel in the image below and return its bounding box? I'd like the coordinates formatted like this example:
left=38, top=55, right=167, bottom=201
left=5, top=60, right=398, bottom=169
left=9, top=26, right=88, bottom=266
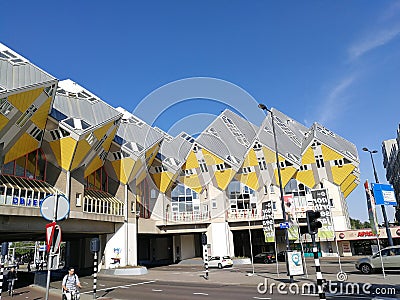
left=262, top=146, right=276, bottom=163
left=58, top=137, right=78, bottom=170
left=202, top=149, right=223, bottom=165
left=331, top=164, right=356, bottom=186
left=343, top=182, right=358, bottom=199
left=236, top=172, right=259, bottom=190
left=0, top=114, right=9, bottom=131
left=275, top=166, right=297, bottom=188
left=150, top=172, right=176, bottom=193
left=302, top=147, right=316, bottom=164
left=215, top=169, right=236, bottom=190
left=93, top=121, right=113, bottom=140
left=242, top=149, right=258, bottom=167
left=129, top=159, right=143, bottom=183
left=340, top=174, right=357, bottom=193
left=4, top=133, right=39, bottom=164
left=146, top=143, right=159, bottom=159
left=185, top=151, right=199, bottom=169
left=30, top=97, right=52, bottom=130
left=70, top=139, right=92, bottom=170
left=321, top=144, right=343, bottom=161
left=181, top=174, right=202, bottom=193
left=112, top=158, right=135, bottom=184
left=135, top=169, right=148, bottom=186
left=8, top=87, right=43, bottom=112
left=101, top=127, right=117, bottom=151
left=84, top=156, right=104, bottom=178
left=294, top=170, right=316, bottom=189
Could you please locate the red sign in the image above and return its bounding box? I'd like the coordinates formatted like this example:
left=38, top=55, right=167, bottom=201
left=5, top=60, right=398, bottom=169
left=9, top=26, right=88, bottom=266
left=357, top=231, right=375, bottom=237
left=45, top=222, right=56, bottom=252
left=339, top=233, right=345, bottom=239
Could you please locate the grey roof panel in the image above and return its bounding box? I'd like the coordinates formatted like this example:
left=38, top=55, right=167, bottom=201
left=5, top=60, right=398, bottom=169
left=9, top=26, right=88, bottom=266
left=196, top=109, right=259, bottom=169
left=0, top=44, right=56, bottom=93
left=53, top=79, right=122, bottom=133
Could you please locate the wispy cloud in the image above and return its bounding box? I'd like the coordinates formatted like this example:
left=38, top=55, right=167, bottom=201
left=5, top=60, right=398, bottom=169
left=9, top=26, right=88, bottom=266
left=317, top=75, right=356, bottom=125
left=348, top=25, right=400, bottom=60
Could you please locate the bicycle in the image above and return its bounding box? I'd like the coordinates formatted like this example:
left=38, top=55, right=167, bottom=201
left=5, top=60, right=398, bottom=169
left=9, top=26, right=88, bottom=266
left=62, top=289, right=80, bottom=300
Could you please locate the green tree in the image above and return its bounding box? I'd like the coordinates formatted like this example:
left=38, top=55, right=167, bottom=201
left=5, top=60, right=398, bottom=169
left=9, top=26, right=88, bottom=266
left=350, top=218, right=370, bottom=229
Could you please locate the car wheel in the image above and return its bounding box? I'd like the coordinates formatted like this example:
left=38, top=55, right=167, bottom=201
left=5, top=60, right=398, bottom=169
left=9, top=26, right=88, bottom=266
left=360, top=263, right=372, bottom=274
left=218, top=263, right=222, bottom=269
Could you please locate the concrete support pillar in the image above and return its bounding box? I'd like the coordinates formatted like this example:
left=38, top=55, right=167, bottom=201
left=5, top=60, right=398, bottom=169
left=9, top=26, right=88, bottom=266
left=207, top=222, right=234, bottom=257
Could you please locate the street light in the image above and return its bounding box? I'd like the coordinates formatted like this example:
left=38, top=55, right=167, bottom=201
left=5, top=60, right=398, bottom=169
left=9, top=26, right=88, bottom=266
left=258, top=104, right=292, bottom=281
left=362, top=147, right=394, bottom=246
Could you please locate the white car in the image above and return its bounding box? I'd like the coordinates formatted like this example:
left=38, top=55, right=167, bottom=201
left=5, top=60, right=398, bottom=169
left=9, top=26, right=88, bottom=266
left=355, top=245, right=400, bottom=274
left=207, top=256, right=233, bottom=269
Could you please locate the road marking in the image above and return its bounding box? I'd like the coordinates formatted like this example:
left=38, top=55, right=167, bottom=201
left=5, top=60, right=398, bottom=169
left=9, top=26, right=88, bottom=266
left=81, top=280, right=156, bottom=293
left=193, top=292, right=209, bottom=296
left=152, top=289, right=163, bottom=292
left=252, top=297, right=271, bottom=300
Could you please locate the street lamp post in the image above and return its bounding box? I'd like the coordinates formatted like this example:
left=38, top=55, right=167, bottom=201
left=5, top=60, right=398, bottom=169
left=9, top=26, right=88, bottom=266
left=362, top=147, right=394, bottom=246
left=258, top=104, right=292, bottom=281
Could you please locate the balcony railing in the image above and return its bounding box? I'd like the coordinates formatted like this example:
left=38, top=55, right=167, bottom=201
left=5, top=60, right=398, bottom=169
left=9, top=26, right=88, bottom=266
left=170, top=211, right=210, bottom=222
left=227, top=209, right=262, bottom=220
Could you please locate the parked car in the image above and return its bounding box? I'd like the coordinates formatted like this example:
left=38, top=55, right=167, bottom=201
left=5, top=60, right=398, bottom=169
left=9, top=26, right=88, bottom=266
left=253, top=252, right=276, bottom=264
left=355, top=245, right=400, bottom=274
left=208, top=256, right=233, bottom=269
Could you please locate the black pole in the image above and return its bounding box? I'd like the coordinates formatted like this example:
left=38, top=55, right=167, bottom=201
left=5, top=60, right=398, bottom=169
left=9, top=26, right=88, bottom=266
left=364, top=149, right=393, bottom=246
left=93, top=251, right=97, bottom=299
left=0, top=254, right=4, bottom=300
left=259, top=104, right=292, bottom=282
left=311, top=234, right=326, bottom=300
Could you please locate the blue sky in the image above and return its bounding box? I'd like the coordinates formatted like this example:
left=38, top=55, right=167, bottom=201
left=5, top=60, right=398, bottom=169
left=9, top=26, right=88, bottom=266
left=2, top=1, right=400, bottom=222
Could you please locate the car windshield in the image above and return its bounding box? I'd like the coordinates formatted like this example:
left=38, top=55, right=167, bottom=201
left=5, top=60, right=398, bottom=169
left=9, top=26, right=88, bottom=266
left=223, top=256, right=231, bottom=259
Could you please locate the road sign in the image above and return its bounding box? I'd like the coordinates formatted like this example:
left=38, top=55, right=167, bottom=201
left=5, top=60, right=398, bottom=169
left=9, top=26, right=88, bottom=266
left=51, top=225, right=62, bottom=254
left=45, top=222, right=56, bottom=252
left=372, top=183, right=397, bottom=206
left=279, top=222, right=290, bottom=229
left=40, top=194, right=70, bottom=221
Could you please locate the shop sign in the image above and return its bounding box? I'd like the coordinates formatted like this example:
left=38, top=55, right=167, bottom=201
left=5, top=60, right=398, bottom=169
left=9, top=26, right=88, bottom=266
left=357, top=231, right=375, bottom=237
left=339, top=233, right=345, bottom=239
left=311, top=189, right=334, bottom=239
left=262, top=201, right=275, bottom=243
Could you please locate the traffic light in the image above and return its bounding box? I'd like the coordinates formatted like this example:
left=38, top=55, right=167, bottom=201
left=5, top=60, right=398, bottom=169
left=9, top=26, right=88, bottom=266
left=90, top=238, right=100, bottom=253
left=1, top=242, right=8, bottom=256
left=306, top=210, right=322, bottom=235
left=201, top=233, right=207, bottom=245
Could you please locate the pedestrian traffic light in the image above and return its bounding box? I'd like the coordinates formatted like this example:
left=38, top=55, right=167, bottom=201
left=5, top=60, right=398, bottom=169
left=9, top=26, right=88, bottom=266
left=90, top=238, right=100, bottom=253
left=201, top=233, right=207, bottom=245
left=306, top=210, right=322, bottom=235
left=1, top=242, right=8, bottom=256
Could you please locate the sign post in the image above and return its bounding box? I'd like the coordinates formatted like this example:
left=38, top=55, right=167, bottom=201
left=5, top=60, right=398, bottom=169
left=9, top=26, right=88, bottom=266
left=41, top=193, right=69, bottom=300
left=0, top=242, right=9, bottom=300
left=90, top=238, right=100, bottom=300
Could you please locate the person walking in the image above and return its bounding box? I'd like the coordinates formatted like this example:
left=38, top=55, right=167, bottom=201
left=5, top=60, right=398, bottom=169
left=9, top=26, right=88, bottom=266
left=62, top=267, right=82, bottom=300
left=6, top=266, right=18, bottom=296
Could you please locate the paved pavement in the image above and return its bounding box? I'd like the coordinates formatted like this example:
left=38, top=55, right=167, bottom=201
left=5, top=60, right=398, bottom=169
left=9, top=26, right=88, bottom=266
left=3, top=257, right=399, bottom=299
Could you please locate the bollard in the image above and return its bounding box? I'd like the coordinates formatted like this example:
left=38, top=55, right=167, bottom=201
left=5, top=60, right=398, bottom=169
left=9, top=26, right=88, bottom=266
left=311, top=234, right=326, bottom=300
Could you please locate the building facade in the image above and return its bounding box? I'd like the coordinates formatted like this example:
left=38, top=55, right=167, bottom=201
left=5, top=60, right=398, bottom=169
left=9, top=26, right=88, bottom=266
left=0, top=43, right=361, bottom=268
left=382, top=127, right=400, bottom=223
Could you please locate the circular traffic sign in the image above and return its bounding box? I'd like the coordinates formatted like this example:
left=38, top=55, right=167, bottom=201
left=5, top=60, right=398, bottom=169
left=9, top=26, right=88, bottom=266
left=40, top=194, right=70, bottom=221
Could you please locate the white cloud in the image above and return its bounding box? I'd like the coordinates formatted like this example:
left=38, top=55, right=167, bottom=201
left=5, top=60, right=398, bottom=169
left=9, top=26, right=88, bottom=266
left=317, top=75, right=355, bottom=125
left=348, top=25, right=400, bottom=60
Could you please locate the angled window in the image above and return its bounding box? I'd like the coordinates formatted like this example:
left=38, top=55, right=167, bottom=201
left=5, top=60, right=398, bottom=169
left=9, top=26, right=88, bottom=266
left=0, top=98, right=14, bottom=116
left=16, top=104, right=37, bottom=127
